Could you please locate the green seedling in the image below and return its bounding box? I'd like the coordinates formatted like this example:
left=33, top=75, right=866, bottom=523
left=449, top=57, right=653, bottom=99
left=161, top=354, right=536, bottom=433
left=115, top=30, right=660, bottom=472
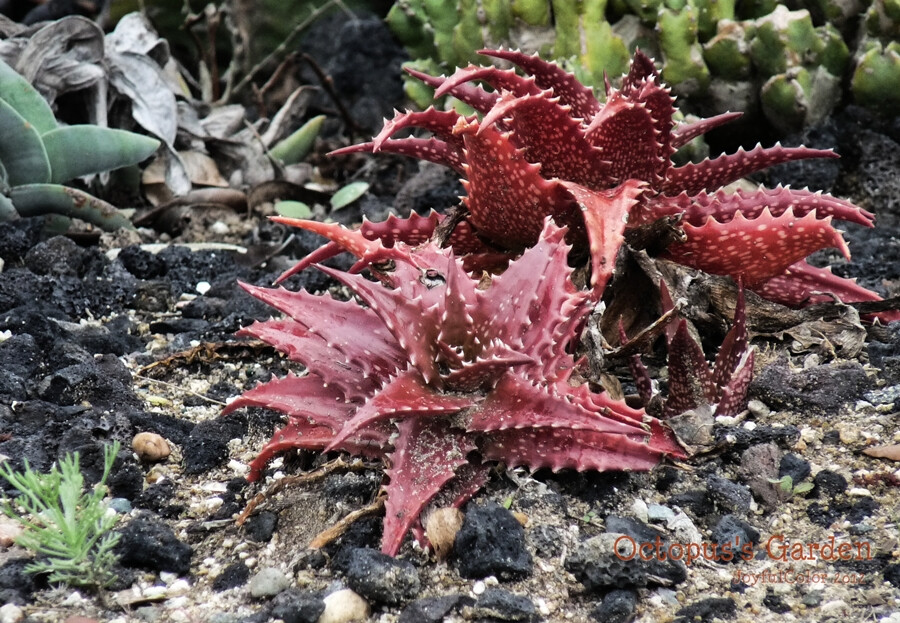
left=0, top=442, right=122, bottom=590
left=767, top=474, right=814, bottom=498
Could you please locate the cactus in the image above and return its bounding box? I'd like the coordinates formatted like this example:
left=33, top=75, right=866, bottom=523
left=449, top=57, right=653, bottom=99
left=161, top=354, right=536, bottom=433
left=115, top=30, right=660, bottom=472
left=851, top=1, right=900, bottom=111
left=0, top=59, right=158, bottom=230
left=852, top=39, right=900, bottom=112
left=387, top=0, right=888, bottom=132
left=658, top=5, right=711, bottom=96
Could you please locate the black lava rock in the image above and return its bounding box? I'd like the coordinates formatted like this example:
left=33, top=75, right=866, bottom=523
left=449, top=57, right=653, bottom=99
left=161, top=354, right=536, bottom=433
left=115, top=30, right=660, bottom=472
left=455, top=502, right=533, bottom=580
left=713, top=424, right=801, bottom=452
left=245, top=511, right=278, bottom=543
left=813, top=470, right=848, bottom=498
left=565, top=534, right=687, bottom=590
left=749, top=360, right=871, bottom=414
left=118, top=245, right=167, bottom=279
left=342, top=547, right=420, bottom=605
left=23, top=236, right=84, bottom=277
left=470, top=588, right=537, bottom=622
left=115, top=514, right=193, bottom=574
left=674, top=597, right=736, bottom=622
left=883, top=563, right=900, bottom=588
left=399, top=594, right=472, bottom=623
left=763, top=588, right=791, bottom=614
left=213, top=561, right=251, bottom=591
left=605, top=515, right=662, bottom=544
left=0, top=558, right=43, bottom=606
left=710, top=515, right=759, bottom=564
left=269, top=588, right=326, bottom=623
left=530, top=524, right=563, bottom=558
left=591, top=589, right=637, bottom=623
left=668, top=490, right=713, bottom=516
left=779, top=453, right=811, bottom=483
left=292, top=549, right=328, bottom=572
left=706, top=475, right=752, bottom=515
left=181, top=414, right=247, bottom=474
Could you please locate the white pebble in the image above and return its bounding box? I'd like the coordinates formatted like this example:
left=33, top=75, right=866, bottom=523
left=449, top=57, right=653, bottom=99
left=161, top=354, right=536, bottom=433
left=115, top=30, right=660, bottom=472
left=159, top=571, right=177, bottom=585
left=472, top=580, right=486, bottom=595
left=0, top=604, right=24, bottom=623
left=168, top=579, right=191, bottom=596
left=195, top=281, right=211, bottom=295
left=210, top=221, right=230, bottom=235
left=319, top=588, right=370, bottom=623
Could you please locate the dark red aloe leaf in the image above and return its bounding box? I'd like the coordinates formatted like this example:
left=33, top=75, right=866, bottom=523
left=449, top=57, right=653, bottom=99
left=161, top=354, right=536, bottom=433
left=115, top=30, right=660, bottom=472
left=239, top=319, right=381, bottom=399
left=648, top=186, right=874, bottom=228
left=221, top=372, right=352, bottom=431
left=662, top=144, right=839, bottom=196
left=434, top=65, right=541, bottom=100
left=433, top=249, right=479, bottom=351
left=246, top=420, right=335, bottom=481
left=663, top=320, right=714, bottom=418
left=442, top=345, right=534, bottom=392
left=584, top=93, right=668, bottom=185
left=715, top=348, right=755, bottom=417
left=480, top=426, right=674, bottom=473
left=246, top=418, right=393, bottom=482
left=470, top=373, right=647, bottom=436
left=455, top=119, right=581, bottom=247
left=620, top=320, right=654, bottom=404
left=479, top=48, right=601, bottom=120
left=382, top=417, right=475, bottom=555
left=404, top=65, right=499, bottom=113
left=236, top=284, right=404, bottom=380
left=326, top=370, right=475, bottom=452
left=567, top=179, right=644, bottom=292
left=470, top=221, right=583, bottom=371
left=316, top=265, right=443, bottom=385
left=755, top=261, right=900, bottom=322
left=711, top=285, right=749, bottom=394
left=671, top=112, right=743, bottom=149
left=372, top=107, right=464, bottom=146
left=664, top=209, right=849, bottom=288
left=479, top=90, right=613, bottom=188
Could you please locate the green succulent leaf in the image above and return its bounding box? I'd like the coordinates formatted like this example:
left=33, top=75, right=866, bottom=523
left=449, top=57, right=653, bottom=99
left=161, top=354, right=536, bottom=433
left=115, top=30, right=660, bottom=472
left=330, top=181, right=369, bottom=211
left=41, top=126, right=160, bottom=184
left=0, top=58, right=57, bottom=135
left=269, top=115, right=325, bottom=166
left=0, top=98, right=51, bottom=187
left=274, top=200, right=313, bottom=219
left=0, top=192, right=16, bottom=222
left=10, top=183, right=133, bottom=231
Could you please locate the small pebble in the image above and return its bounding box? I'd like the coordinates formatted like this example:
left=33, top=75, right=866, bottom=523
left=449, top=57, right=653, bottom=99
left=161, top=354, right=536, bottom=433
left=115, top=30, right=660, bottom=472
left=631, top=499, right=649, bottom=523
left=472, top=580, right=486, bottom=595
left=425, top=507, right=464, bottom=560
left=133, top=432, right=171, bottom=462
left=248, top=567, right=291, bottom=598
left=647, top=504, right=675, bottom=523
left=0, top=604, right=24, bottom=623
left=820, top=599, right=849, bottom=615
left=0, top=517, right=24, bottom=547
left=195, top=281, right=211, bottom=295
left=168, top=579, right=191, bottom=596
left=747, top=400, right=770, bottom=417
left=319, top=588, right=370, bottom=623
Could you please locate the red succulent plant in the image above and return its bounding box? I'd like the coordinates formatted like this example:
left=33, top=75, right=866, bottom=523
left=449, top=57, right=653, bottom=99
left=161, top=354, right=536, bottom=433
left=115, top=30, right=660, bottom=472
left=224, top=220, right=683, bottom=555
left=319, top=48, right=896, bottom=320
left=625, top=285, right=755, bottom=419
